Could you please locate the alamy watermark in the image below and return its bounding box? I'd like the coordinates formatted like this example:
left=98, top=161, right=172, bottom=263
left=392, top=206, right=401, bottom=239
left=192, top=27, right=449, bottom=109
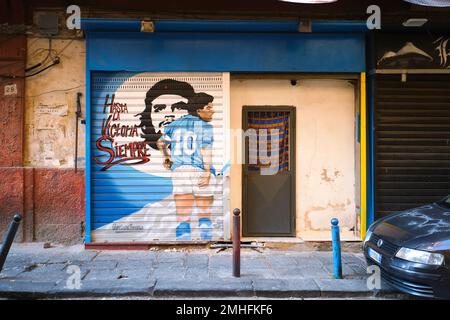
left=65, top=265, right=82, bottom=290
left=66, top=3, right=385, bottom=177
left=366, top=5, right=381, bottom=30
left=66, top=5, right=81, bottom=30
left=366, top=265, right=381, bottom=290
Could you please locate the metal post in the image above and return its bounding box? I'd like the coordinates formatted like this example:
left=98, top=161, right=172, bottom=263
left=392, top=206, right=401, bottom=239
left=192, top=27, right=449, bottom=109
left=0, top=214, right=22, bottom=273
left=331, top=218, right=343, bottom=279
left=232, top=208, right=241, bottom=277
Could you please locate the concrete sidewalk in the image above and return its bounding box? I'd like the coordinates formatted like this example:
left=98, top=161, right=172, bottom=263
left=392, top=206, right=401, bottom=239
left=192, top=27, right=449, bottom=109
left=0, top=243, right=405, bottom=299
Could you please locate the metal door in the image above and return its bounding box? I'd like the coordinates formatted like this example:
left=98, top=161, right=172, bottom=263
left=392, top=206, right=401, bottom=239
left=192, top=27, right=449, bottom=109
left=243, top=106, right=296, bottom=237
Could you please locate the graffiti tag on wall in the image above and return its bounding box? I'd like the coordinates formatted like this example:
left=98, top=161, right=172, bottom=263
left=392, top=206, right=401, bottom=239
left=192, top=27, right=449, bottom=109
left=376, top=34, right=450, bottom=69
left=434, top=37, right=450, bottom=68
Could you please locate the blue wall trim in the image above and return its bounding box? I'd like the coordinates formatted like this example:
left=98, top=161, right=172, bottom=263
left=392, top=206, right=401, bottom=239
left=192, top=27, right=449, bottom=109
left=85, top=33, right=92, bottom=243
left=86, top=32, right=365, bottom=72
left=366, top=33, right=375, bottom=228
left=82, top=19, right=140, bottom=32
left=367, top=73, right=375, bottom=227
left=81, top=19, right=368, bottom=34
left=157, top=20, right=300, bottom=33
left=312, top=21, right=368, bottom=33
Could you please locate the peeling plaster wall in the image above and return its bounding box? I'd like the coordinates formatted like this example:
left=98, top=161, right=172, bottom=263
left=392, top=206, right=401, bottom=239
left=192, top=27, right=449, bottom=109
left=24, top=38, right=86, bottom=168
left=0, top=36, right=89, bottom=244
left=230, top=78, right=357, bottom=236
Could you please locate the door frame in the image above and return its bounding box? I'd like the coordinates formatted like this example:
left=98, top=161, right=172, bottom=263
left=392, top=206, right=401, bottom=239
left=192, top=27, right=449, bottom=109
left=242, top=105, right=296, bottom=237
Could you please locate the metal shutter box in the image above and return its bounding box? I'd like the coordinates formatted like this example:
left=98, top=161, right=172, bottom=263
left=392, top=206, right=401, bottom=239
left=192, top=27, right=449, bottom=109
left=90, top=72, right=226, bottom=242
left=374, top=74, right=450, bottom=220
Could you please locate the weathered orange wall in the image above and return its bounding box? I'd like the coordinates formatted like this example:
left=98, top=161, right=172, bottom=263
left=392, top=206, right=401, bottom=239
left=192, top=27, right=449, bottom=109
left=0, top=34, right=26, bottom=241
left=0, top=34, right=86, bottom=244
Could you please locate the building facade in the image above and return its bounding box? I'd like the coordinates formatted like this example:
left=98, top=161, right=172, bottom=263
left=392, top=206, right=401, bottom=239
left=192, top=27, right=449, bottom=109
left=82, top=19, right=366, bottom=244
left=1, top=1, right=449, bottom=246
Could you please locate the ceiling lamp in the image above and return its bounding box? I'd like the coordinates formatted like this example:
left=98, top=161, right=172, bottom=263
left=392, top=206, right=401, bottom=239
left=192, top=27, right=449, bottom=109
left=403, top=0, right=450, bottom=7
left=279, top=0, right=338, bottom=3
left=403, top=18, right=428, bottom=27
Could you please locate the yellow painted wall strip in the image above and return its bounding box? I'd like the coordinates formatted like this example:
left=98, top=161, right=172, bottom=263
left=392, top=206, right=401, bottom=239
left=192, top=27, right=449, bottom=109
left=360, top=72, right=367, bottom=240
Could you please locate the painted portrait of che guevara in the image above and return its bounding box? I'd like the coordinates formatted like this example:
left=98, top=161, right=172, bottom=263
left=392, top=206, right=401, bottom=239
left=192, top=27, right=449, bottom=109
left=137, top=79, right=216, bottom=241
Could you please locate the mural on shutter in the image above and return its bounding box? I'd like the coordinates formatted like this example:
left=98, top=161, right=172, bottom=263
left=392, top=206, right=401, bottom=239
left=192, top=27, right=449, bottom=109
left=91, top=72, right=225, bottom=242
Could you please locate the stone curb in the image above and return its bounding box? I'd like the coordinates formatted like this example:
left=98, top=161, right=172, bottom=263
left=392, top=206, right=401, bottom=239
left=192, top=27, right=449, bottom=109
left=0, top=278, right=404, bottom=299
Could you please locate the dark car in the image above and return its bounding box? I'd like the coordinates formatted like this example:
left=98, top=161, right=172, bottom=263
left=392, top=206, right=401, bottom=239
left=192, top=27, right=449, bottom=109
left=363, top=196, right=450, bottom=299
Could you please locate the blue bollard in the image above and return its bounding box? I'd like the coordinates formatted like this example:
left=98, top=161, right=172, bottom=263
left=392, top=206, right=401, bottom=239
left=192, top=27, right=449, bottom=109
left=331, top=218, right=343, bottom=279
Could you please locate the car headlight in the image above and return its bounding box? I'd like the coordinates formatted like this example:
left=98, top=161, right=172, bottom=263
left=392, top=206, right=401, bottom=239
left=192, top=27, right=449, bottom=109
left=395, top=247, right=444, bottom=266
left=363, top=230, right=373, bottom=247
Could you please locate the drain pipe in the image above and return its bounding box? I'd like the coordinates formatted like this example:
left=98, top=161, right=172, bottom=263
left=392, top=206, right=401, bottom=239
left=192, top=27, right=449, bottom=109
left=74, top=92, right=83, bottom=173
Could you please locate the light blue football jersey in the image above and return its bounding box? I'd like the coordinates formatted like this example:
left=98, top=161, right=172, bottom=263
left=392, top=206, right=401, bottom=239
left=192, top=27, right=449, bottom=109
left=161, top=114, right=214, bottom=172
